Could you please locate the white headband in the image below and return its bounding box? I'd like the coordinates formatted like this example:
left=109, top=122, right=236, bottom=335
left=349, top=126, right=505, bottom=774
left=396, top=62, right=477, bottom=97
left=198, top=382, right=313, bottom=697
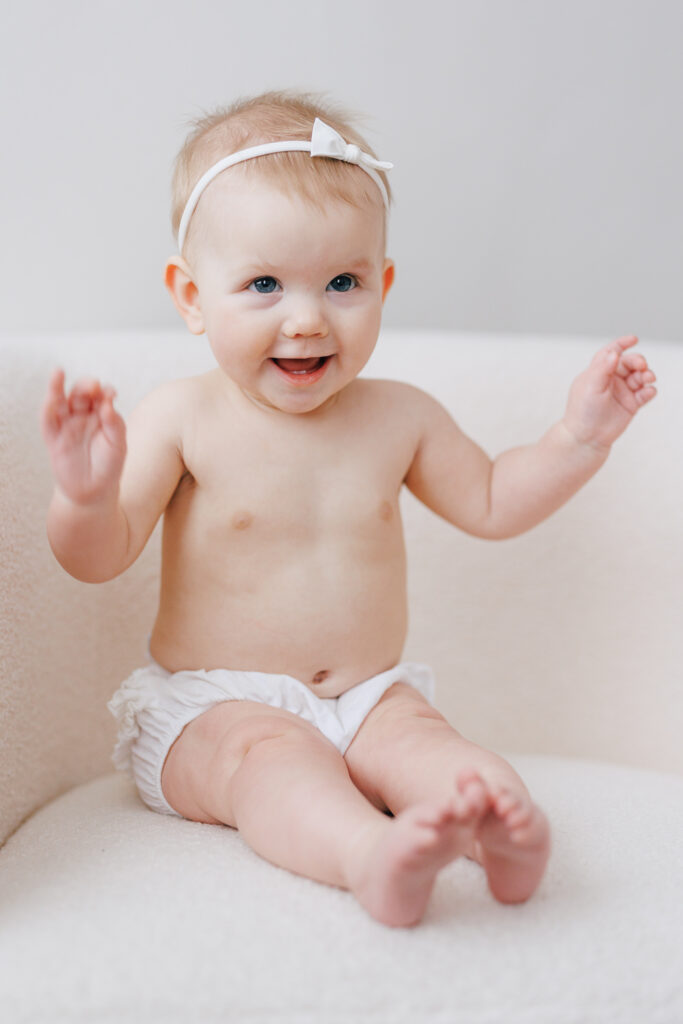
left=176, top=117, right=393, bottom=253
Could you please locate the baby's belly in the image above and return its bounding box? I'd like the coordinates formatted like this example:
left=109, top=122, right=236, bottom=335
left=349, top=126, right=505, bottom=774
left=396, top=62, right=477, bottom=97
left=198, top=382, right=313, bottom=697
left=149, top=552, right=409, bottom=698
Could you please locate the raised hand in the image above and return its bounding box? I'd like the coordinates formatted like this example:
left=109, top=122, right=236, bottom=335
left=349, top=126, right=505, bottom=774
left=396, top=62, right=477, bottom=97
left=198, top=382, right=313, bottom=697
left=40, top=368, right=127, bottom=505
left=562, top=336, right=657, bottom=452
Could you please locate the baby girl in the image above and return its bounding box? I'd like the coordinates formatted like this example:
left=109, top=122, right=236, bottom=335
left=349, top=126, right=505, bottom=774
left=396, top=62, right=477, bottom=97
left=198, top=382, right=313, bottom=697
left=41, top=90, right=657, bottom=926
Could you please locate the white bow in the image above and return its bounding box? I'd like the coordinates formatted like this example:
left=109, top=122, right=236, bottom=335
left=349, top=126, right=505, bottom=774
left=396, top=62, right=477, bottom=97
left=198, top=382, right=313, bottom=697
left=310, top=118, right=394, bottom=172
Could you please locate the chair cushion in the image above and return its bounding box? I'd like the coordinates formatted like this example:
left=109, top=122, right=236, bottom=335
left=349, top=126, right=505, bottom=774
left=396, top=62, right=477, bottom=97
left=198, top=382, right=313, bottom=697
left=1, top=755, right=681, bottom=1023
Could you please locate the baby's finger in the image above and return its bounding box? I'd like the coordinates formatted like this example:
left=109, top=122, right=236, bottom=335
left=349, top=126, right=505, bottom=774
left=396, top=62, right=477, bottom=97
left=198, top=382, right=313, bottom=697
left=635, top=385, right=657, bottom=406
left=616, top=350, right=647, bottom=377
left=69, top=376, right=103, bottom=396
left=41, top=368, right=70, bottom=438
left=47, top=367, right=67, bottom=400
left=626, top=369, right=657, bottom=392
left=611, top=334, right=639, bottom=353
left=68, top=377, right=104, bottom=414
left=590, top=346, right=620, bottom=391
left=100, top=392, right=126, bottom=449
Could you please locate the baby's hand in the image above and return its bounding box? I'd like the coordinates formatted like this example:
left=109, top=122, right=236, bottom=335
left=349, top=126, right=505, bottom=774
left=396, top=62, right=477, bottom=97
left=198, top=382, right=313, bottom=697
left=562, top=336, right=657, bottom=452
left=40, top=369, right=127, bottom=505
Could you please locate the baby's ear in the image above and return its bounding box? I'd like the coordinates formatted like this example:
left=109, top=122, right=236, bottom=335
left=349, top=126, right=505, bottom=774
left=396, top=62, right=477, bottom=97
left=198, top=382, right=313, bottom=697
left=381, top=259, right=395, bottom=303
left=164, top=257, right=205, bottom=335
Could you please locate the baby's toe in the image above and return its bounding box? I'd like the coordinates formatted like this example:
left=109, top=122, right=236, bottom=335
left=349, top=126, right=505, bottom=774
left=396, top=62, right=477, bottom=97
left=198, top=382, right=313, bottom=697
left=507, top=806, right=536, bottom=839
left=491, top=788, right=520, bottom=815
left=455, top=770, right=490, bottom=819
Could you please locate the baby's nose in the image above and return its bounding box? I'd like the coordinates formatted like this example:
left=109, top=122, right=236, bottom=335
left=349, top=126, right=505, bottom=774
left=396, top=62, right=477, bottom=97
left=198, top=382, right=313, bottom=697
left=281, top=298, right=328, bottom=339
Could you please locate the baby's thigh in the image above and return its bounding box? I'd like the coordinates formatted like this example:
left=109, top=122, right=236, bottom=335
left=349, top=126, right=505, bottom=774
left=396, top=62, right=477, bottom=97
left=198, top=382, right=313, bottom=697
left=345, top=683, right=529, bottom=811
left=161, top=701, right=322, bottom=825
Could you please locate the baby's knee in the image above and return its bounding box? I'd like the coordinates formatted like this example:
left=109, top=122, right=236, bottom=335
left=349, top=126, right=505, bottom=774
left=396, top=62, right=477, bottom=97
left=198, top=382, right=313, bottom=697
left=225, top=709, right=325, bottom=764
left=362, top=687, right=450, bottom=746
left=221, top=713, right=338, bottom=818
left=220, top=710, right=334, bottom=792
left=163, top=704, right=326, bottom=824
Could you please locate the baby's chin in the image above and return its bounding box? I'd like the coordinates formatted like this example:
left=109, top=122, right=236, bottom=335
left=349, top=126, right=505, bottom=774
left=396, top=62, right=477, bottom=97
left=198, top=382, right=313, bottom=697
left=238, top=382, right=342, bottom=416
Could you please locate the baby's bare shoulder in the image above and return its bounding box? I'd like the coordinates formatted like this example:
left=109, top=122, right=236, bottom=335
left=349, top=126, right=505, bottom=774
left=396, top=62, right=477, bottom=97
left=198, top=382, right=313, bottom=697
left=126, top=371, right=218, bottom=445
left=134, top=371, right=216, bottom=415
left=355, top=377, right=444, bottom=423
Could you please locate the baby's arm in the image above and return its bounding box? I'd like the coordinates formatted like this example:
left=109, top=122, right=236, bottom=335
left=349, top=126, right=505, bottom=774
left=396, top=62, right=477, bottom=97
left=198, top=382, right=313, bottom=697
left=405, top=336, right=657, bottom=540
left=41, top=369, right=185, bottom=582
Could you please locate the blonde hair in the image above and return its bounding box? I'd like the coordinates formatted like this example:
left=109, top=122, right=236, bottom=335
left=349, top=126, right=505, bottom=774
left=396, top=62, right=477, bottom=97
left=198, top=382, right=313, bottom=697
left=171, top=90, right=392, bottom=252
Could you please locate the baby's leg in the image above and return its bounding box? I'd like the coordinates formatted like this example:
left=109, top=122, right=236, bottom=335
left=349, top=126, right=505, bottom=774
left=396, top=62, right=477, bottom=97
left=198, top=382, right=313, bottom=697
left=162, top=701, right=382, bottom=889
left=161, top=700, right=491, bottom=926
left=344, top=685, right=551, bottom=904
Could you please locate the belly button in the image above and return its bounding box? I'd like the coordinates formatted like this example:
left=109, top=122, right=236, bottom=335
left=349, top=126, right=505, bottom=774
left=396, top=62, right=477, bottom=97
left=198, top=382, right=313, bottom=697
left=232, top=510, right=253, bottom=530
left=312, top=670, right=329, bottom=685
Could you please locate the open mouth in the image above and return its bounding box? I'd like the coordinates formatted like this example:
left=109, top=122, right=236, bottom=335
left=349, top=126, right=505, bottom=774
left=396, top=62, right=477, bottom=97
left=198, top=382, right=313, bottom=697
left=270, top=356, right=332, bottom=384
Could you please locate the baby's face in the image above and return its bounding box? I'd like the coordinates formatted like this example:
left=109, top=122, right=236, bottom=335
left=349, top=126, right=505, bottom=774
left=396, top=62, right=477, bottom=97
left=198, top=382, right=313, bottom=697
left=186, top=174, right=393, bottom=414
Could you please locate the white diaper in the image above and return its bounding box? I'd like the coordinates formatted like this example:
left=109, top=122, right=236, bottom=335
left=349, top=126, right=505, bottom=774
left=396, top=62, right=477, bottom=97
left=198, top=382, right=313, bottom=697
left=108, top=659, right=435, bottom=818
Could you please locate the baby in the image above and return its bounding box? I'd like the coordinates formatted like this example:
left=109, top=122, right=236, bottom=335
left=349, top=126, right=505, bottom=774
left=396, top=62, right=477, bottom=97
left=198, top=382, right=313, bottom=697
left=41, top=90, right=657, bottom=927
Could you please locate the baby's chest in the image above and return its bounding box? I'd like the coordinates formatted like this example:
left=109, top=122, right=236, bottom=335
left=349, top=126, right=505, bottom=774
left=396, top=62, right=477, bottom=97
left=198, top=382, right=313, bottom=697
left=181, top=436, right=407, bottom=546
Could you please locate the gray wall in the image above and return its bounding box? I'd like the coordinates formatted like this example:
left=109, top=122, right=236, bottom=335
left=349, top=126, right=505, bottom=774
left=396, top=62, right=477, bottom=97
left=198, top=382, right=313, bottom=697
left=1, top=0, right=681, bottom=339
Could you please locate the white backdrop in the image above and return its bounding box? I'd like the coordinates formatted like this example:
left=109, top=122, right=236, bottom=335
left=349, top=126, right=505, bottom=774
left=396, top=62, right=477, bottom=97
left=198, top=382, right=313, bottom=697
left=1, top=0, right=681, bottom=339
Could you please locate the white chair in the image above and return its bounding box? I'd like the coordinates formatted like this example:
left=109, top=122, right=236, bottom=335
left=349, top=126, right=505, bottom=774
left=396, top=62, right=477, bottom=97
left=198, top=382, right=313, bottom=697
left=1, top=329, right=681, bottom=1023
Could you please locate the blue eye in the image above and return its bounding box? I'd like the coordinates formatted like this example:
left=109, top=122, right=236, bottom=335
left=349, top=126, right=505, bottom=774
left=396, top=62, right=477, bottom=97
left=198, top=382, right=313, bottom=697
left=250, top=276, right=279, bottom=293
left=327, top=274, right=357, bottom=292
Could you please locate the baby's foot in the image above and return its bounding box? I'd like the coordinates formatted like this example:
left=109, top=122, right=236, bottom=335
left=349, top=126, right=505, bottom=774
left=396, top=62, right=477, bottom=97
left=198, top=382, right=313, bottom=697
left=475, top=786, right=551, bottom=904
left=348, top=772, right=490, bottom=927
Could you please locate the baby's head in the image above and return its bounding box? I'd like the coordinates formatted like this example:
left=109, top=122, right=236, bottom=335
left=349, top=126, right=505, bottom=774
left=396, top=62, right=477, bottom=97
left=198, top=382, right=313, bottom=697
left=165, top=91, right=395, bottom=415
left=170, top=90, right=393, bottom=263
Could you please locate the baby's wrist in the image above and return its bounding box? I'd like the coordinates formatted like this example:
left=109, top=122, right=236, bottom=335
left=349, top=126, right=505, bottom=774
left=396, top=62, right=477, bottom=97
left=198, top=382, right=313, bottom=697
left=556, top=419, right=612, bottom=459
